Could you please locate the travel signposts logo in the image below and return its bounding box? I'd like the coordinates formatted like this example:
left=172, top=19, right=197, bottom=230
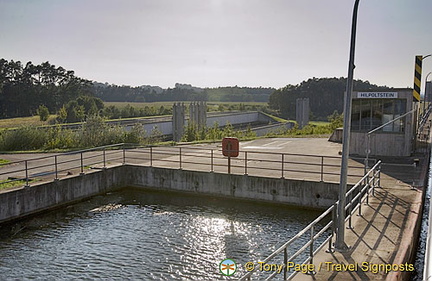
left=219, top=259, right=237, bottom=276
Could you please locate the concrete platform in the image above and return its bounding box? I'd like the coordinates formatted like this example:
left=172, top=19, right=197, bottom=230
left=290, top=152, right=427, bottom=281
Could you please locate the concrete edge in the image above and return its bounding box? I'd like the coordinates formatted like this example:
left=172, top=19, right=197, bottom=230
left=385, top=189, right=423, bottom=281
left=385, top=151, right=430, bottom=281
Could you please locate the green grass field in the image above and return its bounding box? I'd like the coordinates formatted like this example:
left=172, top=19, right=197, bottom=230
left=0, top=115, right=57, bottom=129
left=309, top=121, right=330, bottom=126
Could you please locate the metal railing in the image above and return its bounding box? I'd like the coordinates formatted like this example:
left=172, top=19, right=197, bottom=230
left=0, top=143, right=365, bottom=188
left=238, top=160, right=382, bottom=280
left=0, top=144, right=125, bottom=187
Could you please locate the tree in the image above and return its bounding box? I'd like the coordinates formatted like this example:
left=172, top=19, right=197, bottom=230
left=0, top=58, right=94, bottom=118
left=64, top=100, right=84, bottom=123
left=37, top=105, right=49, bottom=121
left=268, top=77, right=394, bottom=121
left=57, top=105, right=67, bottom=123
left=328, top=110, right=344, bottom=130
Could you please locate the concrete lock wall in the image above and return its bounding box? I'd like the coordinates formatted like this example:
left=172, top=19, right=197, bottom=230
left=0, top=165, right=342, bottom=224
left=125, top=166, right=340, bottom=209
left=143, top=121, right=172, bottom=136
left=0, top=167, right=125, bottom=224
left=206, top=112, right=261, bottom=127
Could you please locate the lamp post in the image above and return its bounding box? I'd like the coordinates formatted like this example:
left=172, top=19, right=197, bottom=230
left=335, top=0, right=360, bottom=252
left=421, top=55, right=431, bottom=114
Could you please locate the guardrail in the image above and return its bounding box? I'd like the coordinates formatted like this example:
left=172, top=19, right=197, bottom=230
left=0, top=143, right=365, bottom=188
left=238, top=160, right=382, bottom=280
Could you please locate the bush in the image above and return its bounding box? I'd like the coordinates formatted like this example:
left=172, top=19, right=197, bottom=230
left=44, top=126, right=78, bottom=150
left=37, top=105, right=50, bottom=121
left=0, top=126, right=48, bottom=151
left=328, top=110, right=344, bottom=131
left=124, top=123, right=146, bottom=144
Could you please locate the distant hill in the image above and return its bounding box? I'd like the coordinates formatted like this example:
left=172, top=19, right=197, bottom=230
left=269, top=77, right=399, bottom=121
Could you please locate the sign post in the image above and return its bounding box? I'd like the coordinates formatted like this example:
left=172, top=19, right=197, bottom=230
left=222, top=137, right=239, bottom=174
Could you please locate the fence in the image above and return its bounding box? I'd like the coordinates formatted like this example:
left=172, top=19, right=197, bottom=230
left=238, top=160, right=382, bottom=280
left=0, top=143, right=365, bottom=188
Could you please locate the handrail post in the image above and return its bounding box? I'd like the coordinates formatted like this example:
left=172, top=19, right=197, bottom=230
left=327, top=203, right=337, bottom=253
left=366, top=178, right=369, bottom=205
left=320, top=156, right=324, bottom=182
left=309, top=225, right=315, bottom=275
left=284, top=248, right=288, bottom=280
left=25, top=160, right=29, bottom=187
left=103, top=148, right=106, bottom=169
left=122, top=144, right=126, bottom=165
left=80, top=152, right=84, bottom=175
left=211, top=149, right=214, bottom=172
left=348, top=192, right=353, bottom=229
left=377, top=162, right=381, bottom=188
left=150, top=147, right=153, bottom=166
left=281, top=154, right=285, bottom=178
left=179, top=147, right=182, bottom=169
left=358, top=190, right=362, bottom=216
left=244, top=151, right=248, bottom=175
left=54, top=156, right=58, bottom=180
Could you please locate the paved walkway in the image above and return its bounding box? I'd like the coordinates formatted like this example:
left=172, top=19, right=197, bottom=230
left=0, top=138, right=365, bottom=186
left=291, top=153, right=427, bottom=280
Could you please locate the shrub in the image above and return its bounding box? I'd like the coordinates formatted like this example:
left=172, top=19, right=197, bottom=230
left=37, top=105, right=50, bottom=121
left=0, top=126, right=47, bottom=151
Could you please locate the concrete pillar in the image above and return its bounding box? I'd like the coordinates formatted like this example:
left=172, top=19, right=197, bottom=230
left=296, top=98, right=309, bottom=129
left=198, top=101, right=207, bottom=129
left=189, top=102, right=197, bottom=125
left=172, top=102, right=185, bottom=141
left=189, top=101, right=207, bottom=129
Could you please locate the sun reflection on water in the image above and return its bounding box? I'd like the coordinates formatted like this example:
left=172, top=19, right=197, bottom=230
left=0, top=189, right=322, bottom=280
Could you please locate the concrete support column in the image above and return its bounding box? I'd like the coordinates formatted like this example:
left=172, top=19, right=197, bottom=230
left=172, top=102, right=185, bottom=142
left=189, top=101, right=207, bottom=129
left=296, top=98, right=310, bottom=129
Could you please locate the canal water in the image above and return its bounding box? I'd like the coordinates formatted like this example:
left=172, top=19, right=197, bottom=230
left=0, top=188, right=326, bottom=280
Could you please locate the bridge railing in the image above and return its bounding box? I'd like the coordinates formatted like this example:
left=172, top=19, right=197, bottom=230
left=125, top=145, right=365, bottom=183
left=0, top=143, right=365, bottom=188
left=238, top=160, right=382, bottom=280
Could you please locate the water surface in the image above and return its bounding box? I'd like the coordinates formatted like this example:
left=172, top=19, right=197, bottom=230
left=0, top=188, right=324, bottom=280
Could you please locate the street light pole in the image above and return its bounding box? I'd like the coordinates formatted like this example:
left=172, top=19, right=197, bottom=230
left=424, top=71, right=432, bottom=113
left=335, top=0, right=360, bottom=252
left=421, top=55, right=431, bottom=114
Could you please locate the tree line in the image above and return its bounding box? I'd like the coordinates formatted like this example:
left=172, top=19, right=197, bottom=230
left=0, top=58, right=274, bottom=121
left=268, top=77, right=395, bottom=120
left=1, top=58, right=400, bottom=124
left=93, top=83, right=274, bottom=103
left=0, top=59, right=93, bottom=119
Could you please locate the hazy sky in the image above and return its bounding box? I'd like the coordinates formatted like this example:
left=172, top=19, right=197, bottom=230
left=1, top=0, right=432, bottom=90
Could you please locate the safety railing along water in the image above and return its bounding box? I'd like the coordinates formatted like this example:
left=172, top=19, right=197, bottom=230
left=0, top=143, right=365, bottom=188
left=238, top=160, right=381, bottom=280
